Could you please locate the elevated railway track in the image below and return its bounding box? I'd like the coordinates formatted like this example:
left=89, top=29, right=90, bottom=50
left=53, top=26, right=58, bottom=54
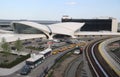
left=85, top=39, right=119, bottom=77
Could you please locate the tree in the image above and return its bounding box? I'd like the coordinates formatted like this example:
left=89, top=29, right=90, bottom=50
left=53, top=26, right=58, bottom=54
left=14, top=38, right=23, bottom=55
left=1, top=37, right=11, bottom=61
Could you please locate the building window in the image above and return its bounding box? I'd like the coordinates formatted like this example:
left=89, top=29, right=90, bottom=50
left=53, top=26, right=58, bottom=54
left=13, top=23, right=45, bottom=34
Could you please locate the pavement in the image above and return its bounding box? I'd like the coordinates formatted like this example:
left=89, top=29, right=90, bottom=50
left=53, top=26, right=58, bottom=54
left=64, top=55, right=83, bottom=77
left=3, top=47, right=74, bottom=77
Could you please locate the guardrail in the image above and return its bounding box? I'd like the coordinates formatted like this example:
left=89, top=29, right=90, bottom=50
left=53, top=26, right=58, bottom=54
left=99, top=37, right=120, bottom=76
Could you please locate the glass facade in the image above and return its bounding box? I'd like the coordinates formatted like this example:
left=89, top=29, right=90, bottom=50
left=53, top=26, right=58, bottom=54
left=62, top=19, right=112, bottom=31
left=13, top=23, right=45, bottom=34
left=53, top=34, right=71, bottom=39
left=0, top=25, right=10, bottom=27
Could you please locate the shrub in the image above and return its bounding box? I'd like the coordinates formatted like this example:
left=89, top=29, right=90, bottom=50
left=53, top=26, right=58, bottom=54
left=0, top=54, right=30, bottom=68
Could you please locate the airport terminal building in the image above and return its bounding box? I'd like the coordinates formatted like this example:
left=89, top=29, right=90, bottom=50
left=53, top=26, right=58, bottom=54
left=11, top=21, right=85, bottom=39
left=62, top=16, right=118, bottom=32
left=0, top=17, right=120, bottom=44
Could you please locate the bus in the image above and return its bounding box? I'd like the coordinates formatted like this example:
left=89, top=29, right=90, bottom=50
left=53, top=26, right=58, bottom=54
left=26, top=54, right=44, bottom=68
left=39, top=48, right=52, bottom=58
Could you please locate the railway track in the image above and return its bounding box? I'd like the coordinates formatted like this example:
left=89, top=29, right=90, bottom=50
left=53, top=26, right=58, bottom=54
left=85, top=40, right=118, bottom=77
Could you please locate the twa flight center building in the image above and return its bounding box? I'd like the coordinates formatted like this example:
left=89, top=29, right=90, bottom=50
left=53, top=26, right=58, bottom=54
left=0, top=16, right=120, bottom=43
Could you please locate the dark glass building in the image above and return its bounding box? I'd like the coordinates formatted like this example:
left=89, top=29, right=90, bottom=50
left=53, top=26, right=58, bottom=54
left=62, top=16, right=118, bottom=32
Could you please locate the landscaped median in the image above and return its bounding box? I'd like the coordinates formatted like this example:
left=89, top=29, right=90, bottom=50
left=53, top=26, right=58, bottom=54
left=46, top=50, right=79, bottom=77
left=0, top=53, right=30, bottom=68
left=45, top=43, right=85, bottom=77
left=0, top=53, right=30, bottom=76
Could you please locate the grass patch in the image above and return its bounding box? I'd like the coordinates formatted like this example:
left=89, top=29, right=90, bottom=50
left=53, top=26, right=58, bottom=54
left=26, top=46, right=44, bottom=51
left=0, top=54, right=30, bottom=68
left=46, top=52, right=72, bottom=77
left=46, top=48, right=76, bottom=77
left=58, top=52, right=72, bottom=63
left=47, top=70, right=53, bottom=77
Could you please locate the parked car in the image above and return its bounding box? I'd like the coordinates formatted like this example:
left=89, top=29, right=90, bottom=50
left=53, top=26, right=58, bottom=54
left=20, top=65, right=31, bottom=75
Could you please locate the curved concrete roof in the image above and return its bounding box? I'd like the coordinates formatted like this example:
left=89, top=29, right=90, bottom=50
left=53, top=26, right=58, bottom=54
left=0, top=29, right=13, bottom=34
left=12, top=21, right=50, bottom=33
left=48, top=22, right=85, bottom=35
left=11, top=21, right=85, bottom=37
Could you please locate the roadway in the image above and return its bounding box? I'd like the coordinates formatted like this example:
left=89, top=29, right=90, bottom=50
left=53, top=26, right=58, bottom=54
left=85, top=39, right=119, bottom=77
left=4, top=46, right=75, bottom=77
left=64, top=55, right=83, bottom=77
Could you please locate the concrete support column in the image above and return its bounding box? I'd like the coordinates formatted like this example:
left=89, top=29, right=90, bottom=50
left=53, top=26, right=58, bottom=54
left=112, top=19, right=118, bottom=32
left=48, top=34, right=55, bottom=40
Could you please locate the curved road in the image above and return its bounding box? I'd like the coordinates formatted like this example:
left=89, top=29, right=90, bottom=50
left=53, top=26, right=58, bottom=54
left=64, top=55, right=83, bottom=77
left=4, top=46, right=75, bottom=77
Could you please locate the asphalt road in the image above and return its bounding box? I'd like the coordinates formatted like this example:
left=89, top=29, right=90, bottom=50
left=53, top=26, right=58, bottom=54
left=64, top=55, right=83, bottom=77
left=3, top=48, right=74, bottom=77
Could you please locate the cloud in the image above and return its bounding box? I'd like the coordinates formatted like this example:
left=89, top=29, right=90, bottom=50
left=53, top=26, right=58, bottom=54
left=66, top=1, right=77, bottom=6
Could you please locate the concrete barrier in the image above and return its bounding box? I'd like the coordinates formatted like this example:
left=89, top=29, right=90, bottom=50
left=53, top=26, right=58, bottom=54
left=99, top=37, right=120, bottom=76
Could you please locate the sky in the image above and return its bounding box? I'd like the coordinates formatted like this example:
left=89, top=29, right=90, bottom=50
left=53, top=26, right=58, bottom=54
left=0, top=0, right=120, bottom=21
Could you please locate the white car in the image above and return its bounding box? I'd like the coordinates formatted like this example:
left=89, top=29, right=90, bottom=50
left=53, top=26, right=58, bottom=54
left=73, top=50, right=80, bottom=54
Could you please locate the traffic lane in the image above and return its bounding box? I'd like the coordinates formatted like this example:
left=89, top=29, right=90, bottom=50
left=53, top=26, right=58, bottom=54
left=29, top=48, right=75, bottom=77
left=64, top=55, right=83, bottom=77
left=3, top=54, right=56, bottom=77
left=4, top=55, right=57, bottom=77
left=5, top=48, right=74, bottom=77
left=29, top=55, right=56, bottom=77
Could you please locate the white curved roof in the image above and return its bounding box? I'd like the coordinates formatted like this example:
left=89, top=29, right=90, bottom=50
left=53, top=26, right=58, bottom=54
left=11, top=21, right=85, bottom=37
left=48, top=22, right=85, bottom=35
left=0, top=29, right=13, bottom=34
left=12, top=21, right=50, bottom=33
